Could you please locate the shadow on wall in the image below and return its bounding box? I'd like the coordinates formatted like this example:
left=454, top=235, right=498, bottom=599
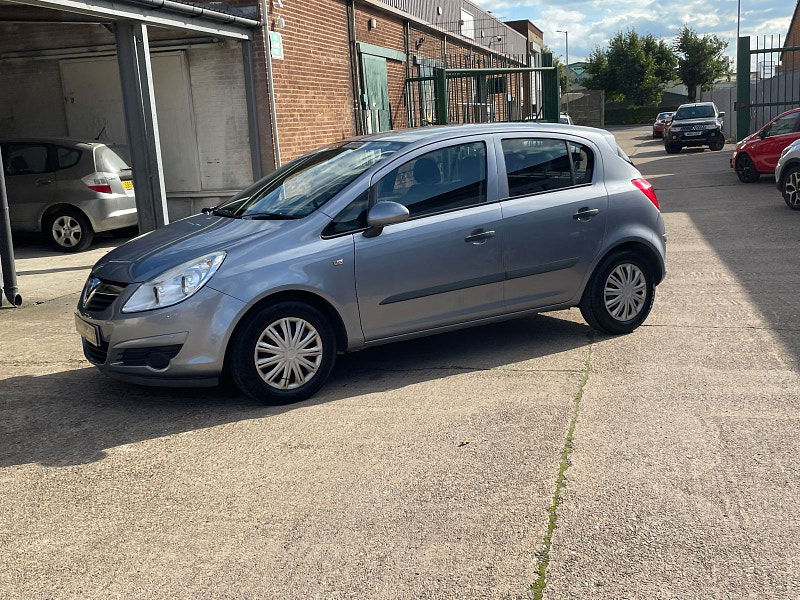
left=0, top=313, right=595, bottom=468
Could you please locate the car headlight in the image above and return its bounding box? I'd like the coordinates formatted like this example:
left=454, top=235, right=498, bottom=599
left=122, top=251, right=226, bottom=313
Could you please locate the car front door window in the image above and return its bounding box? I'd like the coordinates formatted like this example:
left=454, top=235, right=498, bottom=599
left=375, top=142, right=487, bottom=218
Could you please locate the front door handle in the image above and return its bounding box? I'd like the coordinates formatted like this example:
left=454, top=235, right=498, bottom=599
left=35, top=178, right=54, bottom=186
left=573, top=207, right=600, bottom=220
left=464, top=229, right=496, bottom=244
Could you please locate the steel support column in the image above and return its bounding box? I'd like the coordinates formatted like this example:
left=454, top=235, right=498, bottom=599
left=115, top=21, right=169, bottom=232
left=0, top=145, right=22, bottom=307
left=736, top=36, right=751, bottom=141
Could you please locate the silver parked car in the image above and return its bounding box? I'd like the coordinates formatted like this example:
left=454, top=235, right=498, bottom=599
left=76, top=123, right=666, bottom=404
left=1, top=138, right=138, bottom=251
left=775, top=137, right=800, bottom=210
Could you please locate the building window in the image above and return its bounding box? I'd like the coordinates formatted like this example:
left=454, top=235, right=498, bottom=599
left=460, top=9, right=474, bottom=40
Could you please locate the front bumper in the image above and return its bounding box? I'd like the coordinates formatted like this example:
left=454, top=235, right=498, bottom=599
left=666, top=129, right=723, bottom=146
left=76, top=284, right=246, bottom=387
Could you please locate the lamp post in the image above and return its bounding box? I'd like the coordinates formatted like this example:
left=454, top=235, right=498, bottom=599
left=556, top=29, right=568, bottom=116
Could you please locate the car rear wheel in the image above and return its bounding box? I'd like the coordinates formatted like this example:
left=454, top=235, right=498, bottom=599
left=664, top=142, right=682, bottom=154
left=735, top=154, right=761, bottom=183
left=229, top=301, right=337, bottom=404
left=781, top=165, right=800, bottom=210
left=43, top=208, right=94, bottom=252
left=579, top=251, right=656, bottom=335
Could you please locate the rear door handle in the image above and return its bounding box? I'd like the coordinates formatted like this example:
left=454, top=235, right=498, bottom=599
left=573, top=207, right=600, bottom=220
left=464, top=229, right=496, bottom=244
left=35, top=178, right=54, bottom=186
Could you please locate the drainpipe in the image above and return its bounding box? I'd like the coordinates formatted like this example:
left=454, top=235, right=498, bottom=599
left=260, top=0, right=281, bottom=167
left=124, top=0, right=262, bottom=28
left=347, top=0, right=363, bottom=135
left=0, top=145, right=22, bottom=307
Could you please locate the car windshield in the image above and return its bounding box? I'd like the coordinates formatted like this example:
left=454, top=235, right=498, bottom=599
left=674, top=105, right=715, bottom=120
left=218, top=140, right=406, bottom=219
left=657, top=113, right=671, bottom=120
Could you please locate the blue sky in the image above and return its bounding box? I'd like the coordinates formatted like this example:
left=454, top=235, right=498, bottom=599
left=473, top=0, right=796, bottom=63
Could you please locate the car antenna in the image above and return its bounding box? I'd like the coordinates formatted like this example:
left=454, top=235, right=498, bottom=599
left=94, top=125, right=106, bottom=141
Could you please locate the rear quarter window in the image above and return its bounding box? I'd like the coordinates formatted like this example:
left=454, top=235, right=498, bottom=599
left=55, top=146, right=81, bottom=170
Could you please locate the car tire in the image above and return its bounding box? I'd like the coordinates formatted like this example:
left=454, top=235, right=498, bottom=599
left=735, top=154, right=761, bottom=183
left=43, top=208, right=94, bottom=252
left=709, top=139, right=725, bottom=151
left=780, top=165, right=800, bottom=210
left=579, top=251, right=656, bottom=335
left=229, top=301, right=337, bottom=405
left=664, top=143, right=682, bottom=154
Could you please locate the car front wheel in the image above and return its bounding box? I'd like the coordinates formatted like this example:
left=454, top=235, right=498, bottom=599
left=664, top=142, right=682, bottom=154
left=43, top=208, right=94, bottom=252
left=781, top=165, right=800, bottom=210
left=709, top=138, right=725, bottom=151
left=735, top=154, right=761, bottom=183
left=229, top=301, right=337, bottom=404
left=579, top=251, right=656, bottom=335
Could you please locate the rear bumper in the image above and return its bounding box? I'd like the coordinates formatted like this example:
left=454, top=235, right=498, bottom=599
left=79, top=195, right=138, bottom=233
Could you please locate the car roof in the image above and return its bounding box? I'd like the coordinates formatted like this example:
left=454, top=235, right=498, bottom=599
left=677, top=102, right=716, bottom=108
left=0, top=137, right=104, bottom=149
left=358, top=122, right=613, bottom=145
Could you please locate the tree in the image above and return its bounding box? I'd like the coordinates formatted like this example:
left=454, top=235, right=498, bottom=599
left=584, top=30, right=676, bottom=106
left=673, top=27, right=728, bottom=102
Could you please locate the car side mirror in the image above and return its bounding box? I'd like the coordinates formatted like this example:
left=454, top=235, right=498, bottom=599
left=718, top=111, right=725, bottom=118
left=759, top=129, right=768, bottom=139
left=363, top=201, right=409, bottom=237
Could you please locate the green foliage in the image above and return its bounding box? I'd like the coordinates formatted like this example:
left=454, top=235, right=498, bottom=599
left=673, top=26, right=729, bottom=102
left=584, top=30, right=676, bottom=106
left=605, top=104, right=680, bottom=125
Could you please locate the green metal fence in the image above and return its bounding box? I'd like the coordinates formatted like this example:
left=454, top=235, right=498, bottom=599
left=736, top=35, right=800, bottom=140
left=405, top=53, right=559, bottom=128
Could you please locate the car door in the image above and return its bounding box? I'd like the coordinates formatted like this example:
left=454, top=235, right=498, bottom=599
left=2, top=143, right=54, bottom=231
left=758, top=112, right=800, bottom=172
left=354, top=137, right=504, bottom=341
left=496, top=134, right=608, bottom=311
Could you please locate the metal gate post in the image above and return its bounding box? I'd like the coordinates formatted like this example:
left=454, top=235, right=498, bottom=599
left=115, top=21, right=169, bottom=232
left=0, top=145, right=22, bottom=307
left=541, top=52, right=560, bottom=123
left=434, top=67, right=448, bottom=125
left=736, top=36, right=751, bottom=141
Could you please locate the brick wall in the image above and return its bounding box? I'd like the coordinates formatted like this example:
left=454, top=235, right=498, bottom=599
left=267, top=0, right=355, bottom=162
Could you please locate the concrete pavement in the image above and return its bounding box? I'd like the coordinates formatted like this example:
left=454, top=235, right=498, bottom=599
left=1, top=126, right=798, bottom=599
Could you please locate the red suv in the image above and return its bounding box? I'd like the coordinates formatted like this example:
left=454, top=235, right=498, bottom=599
left=732, top=108, right=800, bottom=182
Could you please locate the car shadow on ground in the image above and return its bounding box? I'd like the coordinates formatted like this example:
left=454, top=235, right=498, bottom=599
left=0, top=312, right=595, bottom=468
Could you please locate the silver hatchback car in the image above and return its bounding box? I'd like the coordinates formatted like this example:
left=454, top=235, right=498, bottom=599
left=76, top=124, right=666, bottom=404
left=2, top=138, right=138, bottom=251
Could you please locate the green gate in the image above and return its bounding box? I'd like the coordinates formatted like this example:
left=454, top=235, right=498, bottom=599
left=361, top=53, right=392, bottom=133
left=736, top=35, right=800, bottom=140
left=405, top=53, right=559, bottom=127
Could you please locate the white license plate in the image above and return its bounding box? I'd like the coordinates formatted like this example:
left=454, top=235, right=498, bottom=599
left=75, top=314, right=100, bottom=347
left=685, top=131, right=703, bottom=136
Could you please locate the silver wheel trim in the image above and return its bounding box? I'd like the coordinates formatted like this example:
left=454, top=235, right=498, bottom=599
left=254, top=317, right=323, bottom=390
left=52, top=215, right=82, bottom=247
left=604, top=263, right=647, bottom=322
left=785, top=172, right=800, bottom=207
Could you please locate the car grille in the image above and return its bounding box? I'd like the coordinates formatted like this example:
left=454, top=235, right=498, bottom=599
left=113, top=345, right=183, bottom=368
left=83, top=339, right=110, bottom=365
left=84, top=280, right=128, bottom=312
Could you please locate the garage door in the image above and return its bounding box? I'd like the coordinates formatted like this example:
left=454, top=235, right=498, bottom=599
left=59, top=52, right=201, bottom=192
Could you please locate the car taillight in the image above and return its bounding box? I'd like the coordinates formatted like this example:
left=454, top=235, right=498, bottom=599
left=632, top=178, right=659, bottom=209
left=82, top=173, right=113, bottom=194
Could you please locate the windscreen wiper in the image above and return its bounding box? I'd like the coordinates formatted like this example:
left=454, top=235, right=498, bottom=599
left=241, top=212, right=299, bottom=220
left=206, top=207, right=241, bottom=218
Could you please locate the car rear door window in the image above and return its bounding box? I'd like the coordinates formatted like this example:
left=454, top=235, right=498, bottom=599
left=569, top=142, right=594, bottom=184
left=375, top=142, right=487, bottom=218
left=502, top=138, right=574, bottom=196
left=4, top=144, right=49, bottom=176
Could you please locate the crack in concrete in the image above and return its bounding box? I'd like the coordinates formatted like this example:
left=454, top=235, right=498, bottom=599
left=530, top=342, right=593, bottom=600
left=643, top=323, right=800, bottom=332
